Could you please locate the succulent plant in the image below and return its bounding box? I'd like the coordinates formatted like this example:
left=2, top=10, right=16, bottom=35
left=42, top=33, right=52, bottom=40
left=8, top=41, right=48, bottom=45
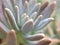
left=0, top=0, right=56, bottom=45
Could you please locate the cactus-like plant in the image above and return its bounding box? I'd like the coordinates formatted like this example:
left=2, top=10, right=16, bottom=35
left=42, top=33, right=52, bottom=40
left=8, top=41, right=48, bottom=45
left=0, top=0, right=56, bottom=45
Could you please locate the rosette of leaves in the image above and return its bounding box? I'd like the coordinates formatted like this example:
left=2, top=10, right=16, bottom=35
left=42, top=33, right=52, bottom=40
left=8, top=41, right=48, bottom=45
left=0, top=0, right=56, bottom=45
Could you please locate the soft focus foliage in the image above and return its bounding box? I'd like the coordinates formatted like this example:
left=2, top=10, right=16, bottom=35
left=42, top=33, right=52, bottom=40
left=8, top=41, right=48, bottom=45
left=0, top=0, right=57, bottom=45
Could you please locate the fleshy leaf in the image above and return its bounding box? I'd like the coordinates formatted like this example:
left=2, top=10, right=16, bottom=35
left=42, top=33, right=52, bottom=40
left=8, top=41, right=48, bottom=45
left=2, top=0, right=13, bottom=11
left=28, top=0, right=37, bottom=12
left=27, top=38, right=51, bottom=45
left=22, top=19, right=33, bottom=34
left=36, top=38, right=51, bottom=45
left=35, top=18, right=54, bottom=30
left=0, top=0, right=8, bottom=27
left=30, top=12, right=37, bottom=20
left=40, top=1, right=56, bottom=19
left=5, top=8, right=19, bottom=31
left=6, top=29, right=17, bottom=45
left=28, top=3, right=41, bottom=16
left=40, top=0, right=49, bottom=12
left=25, top=33, right=45, bottom=41
left=23, top=1, right=29, bottom=14
left=34, top=15, right=42, bottom=28
left=15, top=5, right=20, bottom=25
left=15, top=0, right=23, bottom=16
